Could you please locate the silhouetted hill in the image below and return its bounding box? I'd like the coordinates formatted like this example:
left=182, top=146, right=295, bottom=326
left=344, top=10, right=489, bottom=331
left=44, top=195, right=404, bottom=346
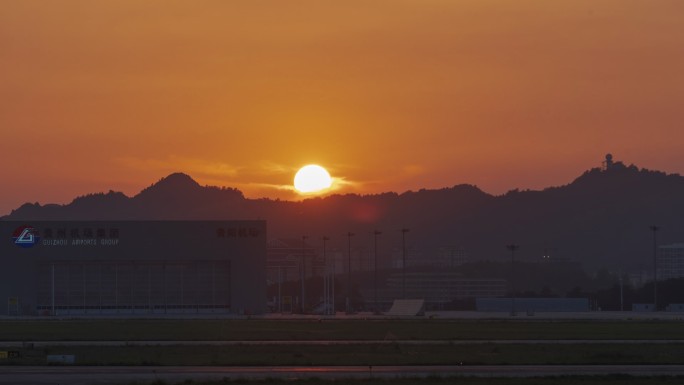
left=138, top=172, right=202, bottom=198
left=3, top=162, right=684, bottom=271
left=132, top=173, right=245, bottom=218
left=6, top=172, right=246, bottom=220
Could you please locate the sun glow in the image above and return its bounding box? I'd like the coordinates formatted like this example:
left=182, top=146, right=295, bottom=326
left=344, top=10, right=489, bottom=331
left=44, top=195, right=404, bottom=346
left=294, top=165, right=333, bottom=194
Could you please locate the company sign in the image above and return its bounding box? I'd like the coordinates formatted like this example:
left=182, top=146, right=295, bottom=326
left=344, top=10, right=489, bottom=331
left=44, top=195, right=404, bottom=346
left=12, top=226, right=40, bottom=248
left=11, top=225, right=120, bottom=248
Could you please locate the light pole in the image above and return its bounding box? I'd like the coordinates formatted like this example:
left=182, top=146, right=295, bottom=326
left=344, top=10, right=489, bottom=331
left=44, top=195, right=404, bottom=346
left=619, top=269, right=624, bottom=312
left=322, top=236, right=330, bottom=315
left=649, top=225, right=660, bottom=311
left=277, top=266, right=282, bottom=313
left=346, top=232, right=354, bottom=313
left=301, top=235, right=308, bottom=314
left=506, top=244, right=519, bottom=315
left=401, top=228, right=409, bottom=299
left=373, top=230, right=382, bottom=313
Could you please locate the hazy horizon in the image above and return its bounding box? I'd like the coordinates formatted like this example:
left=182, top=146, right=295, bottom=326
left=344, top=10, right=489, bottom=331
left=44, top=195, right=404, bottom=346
left=2, top=156, right=676, bottom=216
left=2, top=1, right=684, bottom=215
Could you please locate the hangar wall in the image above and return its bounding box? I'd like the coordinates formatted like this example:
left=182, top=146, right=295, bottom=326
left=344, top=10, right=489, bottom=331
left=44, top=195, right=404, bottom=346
left=0, top=221, right=266, bottom=316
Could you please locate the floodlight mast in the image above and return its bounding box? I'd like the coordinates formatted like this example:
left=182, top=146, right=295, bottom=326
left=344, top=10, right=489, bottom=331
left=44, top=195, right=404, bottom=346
left=506, top=244, right=520, bottom=315
left=322, top=236, right=330, bottom=315
left=401, top=228, right=409, bottom=299
left=373, top=230, right=382, bottom=313
left=649, top=225, right=660, bottom=311
left=301, top=235, right=309, bottom=313
left=346, top=232, right=354, bottom=313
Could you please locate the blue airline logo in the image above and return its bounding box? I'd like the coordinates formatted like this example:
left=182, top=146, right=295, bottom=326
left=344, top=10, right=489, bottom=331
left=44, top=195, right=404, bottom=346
left=12, top=225, right=40, bottom=248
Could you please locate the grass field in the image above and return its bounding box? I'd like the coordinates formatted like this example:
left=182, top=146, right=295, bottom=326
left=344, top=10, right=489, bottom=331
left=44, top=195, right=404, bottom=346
left=3, top=319, right=684, bottom=368
left=119, top=376, right=684, bottom=385
left=2, top=319, right=684, bottom=341
left=2, top=343, right=684, bottom=366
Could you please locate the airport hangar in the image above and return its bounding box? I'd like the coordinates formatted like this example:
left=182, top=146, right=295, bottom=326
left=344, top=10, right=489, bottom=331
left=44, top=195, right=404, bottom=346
left=0, top=221, right=266, bottom=316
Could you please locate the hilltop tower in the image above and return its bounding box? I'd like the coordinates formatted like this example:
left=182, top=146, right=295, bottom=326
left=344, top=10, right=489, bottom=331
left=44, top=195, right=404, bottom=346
left=602, top=153, right=614, bottom=171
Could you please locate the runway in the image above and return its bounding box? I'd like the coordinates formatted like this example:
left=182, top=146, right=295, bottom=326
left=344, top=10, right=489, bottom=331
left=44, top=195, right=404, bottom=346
left=3, top=339, right=684, bottom=347
left=2, top=365, right=684, bottom=384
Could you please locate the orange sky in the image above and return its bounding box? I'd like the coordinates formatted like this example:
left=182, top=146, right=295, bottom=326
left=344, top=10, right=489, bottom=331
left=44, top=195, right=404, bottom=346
left=2, top=1, right=684, bottom=215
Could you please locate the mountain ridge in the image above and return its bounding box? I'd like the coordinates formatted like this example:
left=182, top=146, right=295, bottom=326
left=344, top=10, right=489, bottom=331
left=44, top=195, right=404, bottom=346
left=3, top=162, right=683, bottom=272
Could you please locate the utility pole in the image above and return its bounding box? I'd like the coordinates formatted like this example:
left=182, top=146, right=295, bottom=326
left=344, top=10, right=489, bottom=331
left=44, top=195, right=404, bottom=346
left=401, top=228, right=409, bottom=299
left=301, top=235, right=308, bottom=314
left=346, top=232, right=354, bottom=313
left=373, top=230, right=382, bottom=313
left=649, top=225, right=660, bottom=311
left=506, top=244, right=520, bottom=315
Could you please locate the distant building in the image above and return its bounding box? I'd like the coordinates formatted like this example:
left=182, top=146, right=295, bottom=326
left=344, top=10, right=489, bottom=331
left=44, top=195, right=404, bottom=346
left=266, top=239, right=322, bottom=284
left=627, top=271, right=650, bottom=288
left=435, top=246, right=469, bottom=267
left=390, top=247, right=422, bottom=269
left=657, top=244, right=684, bottom=280
left=326, top=249, right=347, bottom=274
left=374, top=271, right=506, bottom=307
left=389, top=247, right=468, bottom=269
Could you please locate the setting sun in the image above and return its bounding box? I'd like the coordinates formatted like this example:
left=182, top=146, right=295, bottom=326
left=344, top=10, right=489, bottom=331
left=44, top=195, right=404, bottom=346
left=294, top=165, right=333, bottom=194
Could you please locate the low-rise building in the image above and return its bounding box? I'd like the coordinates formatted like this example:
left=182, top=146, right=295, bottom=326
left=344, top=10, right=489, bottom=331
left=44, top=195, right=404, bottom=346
left=364, top=271, right=506, bottom=310
left=658, top=244, right=684, bottom=280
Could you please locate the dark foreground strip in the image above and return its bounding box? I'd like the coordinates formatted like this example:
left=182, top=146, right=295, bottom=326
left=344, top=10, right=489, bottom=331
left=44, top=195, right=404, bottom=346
left=3, top=365, right=684, bottom=384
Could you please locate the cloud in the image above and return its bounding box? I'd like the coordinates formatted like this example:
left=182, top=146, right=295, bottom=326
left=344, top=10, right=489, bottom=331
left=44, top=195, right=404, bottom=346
left=257, top=161, right=296, bottom=175
left=114, top=156, right=363, bottom=199
left=114, top=156, right=241, bottom=178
